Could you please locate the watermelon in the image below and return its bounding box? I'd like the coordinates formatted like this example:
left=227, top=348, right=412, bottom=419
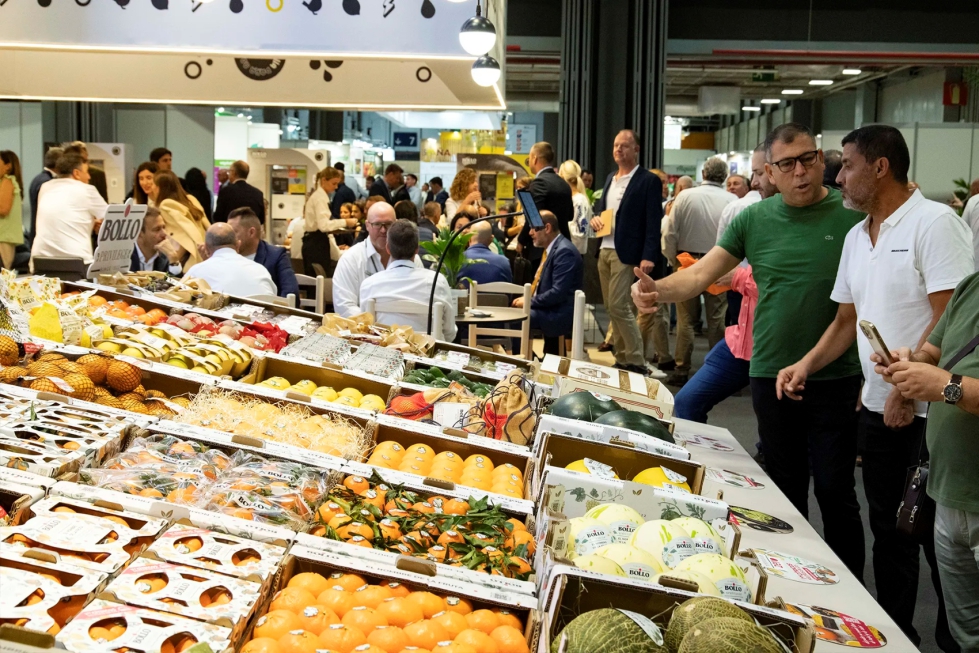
left=552, top=608, right=668, bottom=653
left=595, top=410, right=675, bottom=443
left=550, top=391, right=622, bottom=422
left=677, top=617, right=783, bottom=653
left=664, top=597, right=752, bottom=653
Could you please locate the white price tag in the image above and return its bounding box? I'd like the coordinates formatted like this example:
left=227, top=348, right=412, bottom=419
left=432, top=402, right=471, bottom=428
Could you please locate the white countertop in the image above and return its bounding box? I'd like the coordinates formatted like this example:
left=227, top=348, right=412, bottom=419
left=673, top=418, right=920, bottom=653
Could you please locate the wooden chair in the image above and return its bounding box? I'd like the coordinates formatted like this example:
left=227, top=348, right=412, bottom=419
left=295, top=274, right=326, bottom=314
left=467, top=281, right=532, bottom=360
left=246, top=293, right=293, bottom=307
left=361, top=298, right=444, bottom=341
left=33, top=257, right=88, bottom=281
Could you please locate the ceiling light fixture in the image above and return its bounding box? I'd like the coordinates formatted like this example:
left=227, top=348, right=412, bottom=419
left=760, top=98, right=781, bottom=104
left=471, top=55, right=501, bottom=87
left=782, top=89, right=804, bottom=95
left=459, top=1, right=497, bottom=56
left=842, top=68, right=862, bottom=75
left=742, top=106, right=761, bottom=112
left=809, top=79, right=834, bottom=86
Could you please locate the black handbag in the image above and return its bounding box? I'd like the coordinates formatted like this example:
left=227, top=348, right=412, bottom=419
left=897, top=334, right=979, bottom=539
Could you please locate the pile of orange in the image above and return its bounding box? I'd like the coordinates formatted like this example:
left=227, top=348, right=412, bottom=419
left=367, top=442, right=525, bottom=499
left=241, top=571, right=530, bottom=653
left=91, top=297, right=168, bottom=325
left=308, top=474, right=535, bottom=581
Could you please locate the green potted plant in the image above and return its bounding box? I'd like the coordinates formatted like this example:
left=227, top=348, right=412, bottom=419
left=952, top=178, right=971, bottom=216
left=420, top=227, right=486, bottom=314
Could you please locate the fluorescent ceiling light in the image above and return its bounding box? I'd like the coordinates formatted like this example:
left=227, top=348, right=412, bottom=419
left=760, top=99, right=781, bottom=104
left=842, top=68, right=862, bottom=75
left=741, top=106, right=761, bottom=112
left=782, top=89, right=804, bottom=95
left=809, top=79, right=834, bottom=86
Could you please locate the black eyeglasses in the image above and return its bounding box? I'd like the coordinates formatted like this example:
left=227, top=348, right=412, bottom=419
left=367, top=221, right=394, bottom=231
left=770, top=150, right=819, bottom=174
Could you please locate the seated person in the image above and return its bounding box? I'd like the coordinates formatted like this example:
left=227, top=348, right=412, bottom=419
left=458, top=222, right=512, bottom=286
left=185, top=223, right=277, bottom=297
left=513, top=211, right=582, bottom=354
left=419, top=202, right=441, bottom=242
left=130, top=207, right=184, bottom=274
left=359, top=220, right=456, bottom=341
left=228, top=207, right=299, bottom=299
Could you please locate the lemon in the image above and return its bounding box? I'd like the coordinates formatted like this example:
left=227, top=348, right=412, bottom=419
left=334, top=395, right=359, bottom=407
left=259, top=376, right=291, bottom=389
left=338, top=387, right=363, bottom=401
left=290, top=379, right=318, bottom=395
left=312, top=386, right=339, bottom=402
left=359, top=394, right=385, bottom=408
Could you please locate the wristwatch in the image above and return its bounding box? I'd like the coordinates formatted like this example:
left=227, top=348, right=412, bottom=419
left=943, top=374, right=964, bottom=405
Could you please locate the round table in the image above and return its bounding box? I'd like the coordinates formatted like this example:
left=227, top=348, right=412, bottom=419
left=455, top=307, right=529, bottom=324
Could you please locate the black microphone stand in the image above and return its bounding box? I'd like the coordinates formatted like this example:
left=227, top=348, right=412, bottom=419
left=426, top=211, right=523, bottom=334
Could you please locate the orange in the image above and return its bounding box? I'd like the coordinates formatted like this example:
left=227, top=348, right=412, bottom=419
left=505, top=530, right=535, bottom=556
left=437, top=530, right=465, bottom=546
left=442, top=499, right=470, bottom=516
left=295, top=604, right=339, bottom=635
left=398, top=648, right=434, bottom=653
left=489, top=626, right=529, bottom=653
left=491, top=611, right=522, bottom=631
left=343, top=475, right=370, bottom=494
left=404, top=444, right=435, bottom=460
left=432, top=611, right=468, bottom=639
left=318, top=623, right=368, bottom=653
left=199, top=587, right=232, bottom=607
left=404, top=620, right=450, bottom=649
left=270, top=587, right=317, bottom=614
left=380, top=581, right=412, bottom=598
left=376, top=597, right=424, bottom=629
left=138, top=488, right=164, bottom=498
left=464, top=611, right=500, bottom=636
left=342, top=606, right=388, bottom=633
left=318, top=587, right=356, bottom=618
left=378, top=519, right=403, bottom=540
left=288, top=572, right=331, bottom=597
left=443, top=597, right=473, bottom=616
left=241, top=638, right=282, bottom=653
left=253, top=610, right=303, bottom=640
left=330, top=573, right=368, bottom=592
left=88, top=296, right=108, bottom=307
left=464, top=454, right=494, bottom=468
left=277, top=629, right=321, bottom=653
left=406, top=592, right=445, bottom=619
left=434, top=644, right=477, bottom=653
left=352, top=584, right=394, bottom=609
left=337, top=522, right=375, bottom=541
left=351, top=646, right=387, bottom=653
left=368, top=625, right=410, bottom=653
left=135, top=574, right=168, bottom=594
left=166, top=487, right=198, bottom=504
left=454, top=630, right=499, bottom=653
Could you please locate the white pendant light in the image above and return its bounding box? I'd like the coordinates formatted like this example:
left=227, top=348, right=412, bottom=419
left=471, top=55, right=501, bottom=87
left=459, top=2, right=497, bottom=56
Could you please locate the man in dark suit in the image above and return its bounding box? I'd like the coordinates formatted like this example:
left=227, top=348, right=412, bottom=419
left=330, top=170, right=357, bottom=219
left=458, top=222, right=512, bottom=286
left=430, top=177, right=449, bottom=213
left=228, top=208, right=298, bottom=299
left=513, top=211, right=583, bottom=355
left=28, top=146, right=61, bottom=242
left=519, top=142, right=574, bottom=266
left=213, top=160, right=266, bottom=224
left=369, top=164, right=408, bottom=205
left=591, top=129, right=663, bottom=375
left=131, top=207, right=184, bottom=274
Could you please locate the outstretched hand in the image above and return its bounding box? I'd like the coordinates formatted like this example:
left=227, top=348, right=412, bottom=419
left=631, top=267, right=658, bottom=314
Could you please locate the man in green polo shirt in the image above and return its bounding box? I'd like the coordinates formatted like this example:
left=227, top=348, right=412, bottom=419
left=631, top=123, right=866, bottom=580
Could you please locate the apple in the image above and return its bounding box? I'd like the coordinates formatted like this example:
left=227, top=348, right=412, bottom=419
left=165, top=358, right=189, bottom=369
left=121, top=347, right=145, bottom=359
left=96, top=342, right=123, bottom=353
left=176, top=319, right=195, bottom=331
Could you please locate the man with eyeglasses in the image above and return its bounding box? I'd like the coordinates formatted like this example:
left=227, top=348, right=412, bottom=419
left=332, top=201, right=421, bottom=317
left=631, top=123, right=867, bottom=580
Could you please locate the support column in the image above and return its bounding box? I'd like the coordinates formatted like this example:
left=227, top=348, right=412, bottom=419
left=558, top=0, right=668, bottom=178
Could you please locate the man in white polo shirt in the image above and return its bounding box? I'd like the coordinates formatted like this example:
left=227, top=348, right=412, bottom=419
left=776, top=125, right=972, bottom=651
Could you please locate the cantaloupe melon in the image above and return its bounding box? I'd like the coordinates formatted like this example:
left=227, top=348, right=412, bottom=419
left=664, top=597, right=752, bottom=653
left=677, top=617, right=783, bottom=653
left=652, top=570, right=720, bottom=597
left=551, top=608, right=668, bottom=653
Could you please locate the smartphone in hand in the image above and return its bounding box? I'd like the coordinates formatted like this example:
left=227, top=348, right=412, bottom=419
left=859, top=320, right=893, bottom=366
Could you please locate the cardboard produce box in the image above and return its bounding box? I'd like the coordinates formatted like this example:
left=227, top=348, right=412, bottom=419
left=536, top=562, right=813, bottom=653
left=0, top=480, right=45, bottom=527
left=409, top=341, right=538, bottom=380
left=535, top=413, right=687, bottom=460
left=26, top=496, right=166, bottom=557
left=0, top=514, right=135, bottom=575
left=0, top=437, right=89, bottom=478
left=0, top=562, right=105, bottom=636
left=55, top=599, right=233, bottom=653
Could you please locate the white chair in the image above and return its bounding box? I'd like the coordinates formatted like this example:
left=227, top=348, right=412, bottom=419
left=361, top=298, right=444, bottom=341
left=571, top=290, right=587, bottom=360
left=467, top=281, right=532, bottom=360
left=295, top=274, right=326, bottom=314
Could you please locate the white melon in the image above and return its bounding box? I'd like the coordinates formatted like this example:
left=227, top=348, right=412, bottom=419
left=583, top=503, right=645, bottom=544
left=593, top=543, right=663, bottom=583
left=628, top=519, right=696, bottom=569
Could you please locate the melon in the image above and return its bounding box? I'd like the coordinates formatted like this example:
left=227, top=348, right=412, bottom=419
left=629, top=520, right=695, bottom=569
left=670, top=518, right=724, bottom=556
left=584, top=503, right=645, bottom=544
left=653, top=570, right=721, bottom=597
left=665, top=597, right=752, bottom=653
left=550, top=391, right=622, bottom=422
left=673, top=554, right=751, bottom=602
left=551, top=608, right=668, bottom=653
left=677, top=617, right=783, bottom=653
left=566, top=458, right=619, bottom=478
left=594, top=543, right=663, bottom=582
left=572, top=554, right=627, bottom=577
left=632, top=467, right=691, bottom=493
left=595, top=410, right=674, bottom=443
left=567, top=517, right=612, bottom=559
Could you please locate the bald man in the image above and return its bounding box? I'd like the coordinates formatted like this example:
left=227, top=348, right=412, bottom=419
left=184, top=223, right=276, bottom=297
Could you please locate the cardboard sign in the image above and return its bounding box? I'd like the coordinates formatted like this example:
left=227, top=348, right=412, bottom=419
left=87, top=201, right=147, bottom=277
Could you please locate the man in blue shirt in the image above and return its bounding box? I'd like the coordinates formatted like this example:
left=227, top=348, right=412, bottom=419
left=458, top=222, right=511, bottom=286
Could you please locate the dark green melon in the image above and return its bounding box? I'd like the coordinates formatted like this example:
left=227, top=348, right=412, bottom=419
left=677, top=617, right=784, bottom=653
left=664, top=597, right=752, bottom=652
left=552, top=608, right=668, bottom=653
left=595, top=410, right=675, bottom=443
left=550, top=391, right=622, bottom=422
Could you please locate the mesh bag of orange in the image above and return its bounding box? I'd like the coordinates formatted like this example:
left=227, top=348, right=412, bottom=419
left=465, top=370, right=538, bottom=446
left=384, top=388, right=457, bottom=421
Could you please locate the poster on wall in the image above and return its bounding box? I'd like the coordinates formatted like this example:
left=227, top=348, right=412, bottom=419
left=512, top=124, right=537, bottom=153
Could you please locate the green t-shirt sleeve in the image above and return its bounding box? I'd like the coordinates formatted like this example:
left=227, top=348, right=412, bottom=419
left=717, top=208, right=748, bottom=260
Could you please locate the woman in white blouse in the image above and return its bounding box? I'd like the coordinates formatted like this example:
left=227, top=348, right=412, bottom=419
left=559, top=159, right=593, bottom=254
left=444, top=167, right=481, bottom=221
